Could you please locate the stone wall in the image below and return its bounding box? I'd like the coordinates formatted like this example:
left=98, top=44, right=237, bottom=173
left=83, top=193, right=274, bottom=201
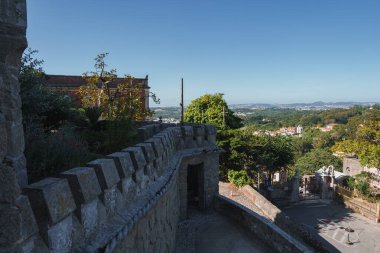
left=343, top=157, right=364, bottom=176
left=0, top=1, right=32, bottom=252
left=3, top=123, right=220, bottom=253
left=0, top=0, right=28, bottom=187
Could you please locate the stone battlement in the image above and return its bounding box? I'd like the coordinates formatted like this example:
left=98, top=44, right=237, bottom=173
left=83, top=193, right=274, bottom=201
left=3, top=123, right=220, bottom=253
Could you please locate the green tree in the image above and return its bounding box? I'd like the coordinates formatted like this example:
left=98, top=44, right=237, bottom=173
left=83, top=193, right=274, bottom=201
left=217, top=129, right=252, bottom=180
left=20, top=49, right=73, bottom=129
left=249, top=134, right=294, bottom=181
left=217, top=128, right=294, bottom=182
left=184, top=93, right=242, bottom=129
left=79, top=53, right=159, bottom=120
left=295, top=149, right=342, bottom=175
left=332, top=107, right=380, bottom=168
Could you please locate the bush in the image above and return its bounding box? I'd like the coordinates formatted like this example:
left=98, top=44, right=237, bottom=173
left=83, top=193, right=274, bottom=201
left=347, top=177, right=356, bottom=190
left=355, top=178, right=370, bottom=196
left=228, top=170, right=251, bottom=188
left=25, top=124, right=98, bottom=183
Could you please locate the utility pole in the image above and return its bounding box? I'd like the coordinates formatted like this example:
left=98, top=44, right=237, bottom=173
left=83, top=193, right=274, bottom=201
left=180, top=78, right=184, bottom=124
left=222, top=106, right=226, bottom=129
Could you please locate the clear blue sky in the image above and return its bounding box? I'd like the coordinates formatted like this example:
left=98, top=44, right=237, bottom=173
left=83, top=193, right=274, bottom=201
left=27, top=0, right=380, bottom=106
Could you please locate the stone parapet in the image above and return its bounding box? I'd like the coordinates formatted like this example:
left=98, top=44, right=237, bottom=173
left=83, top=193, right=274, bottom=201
left=10, top=123, right=219, bottom=252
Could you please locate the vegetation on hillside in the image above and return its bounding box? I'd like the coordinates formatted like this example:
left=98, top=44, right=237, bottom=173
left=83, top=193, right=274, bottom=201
left=332, top=105, right=380, bottom=168
left=185, top=92, right=379, bottom=187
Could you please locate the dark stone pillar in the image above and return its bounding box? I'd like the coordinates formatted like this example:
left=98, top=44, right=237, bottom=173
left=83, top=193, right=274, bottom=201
left=0, top=0, right=28, bottom=188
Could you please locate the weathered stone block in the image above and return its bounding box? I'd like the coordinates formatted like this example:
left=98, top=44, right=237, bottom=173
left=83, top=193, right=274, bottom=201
left=60, top=167, right=101, bottom=206
left=181, top=126, right=194, bottom=137
left=23, top=178, right=76, bottom=226
left=181, top=126, right=196, bottom=148
left=70, top=215, right=86, bottom=252
left=16, top=195, right=38, bottom=241
left=135, top=142, right=156, bottom=163
left=154, top=134, right=172, bottom=157
left=78, top=199, right=98, bottom=239
left=0, top=163, right=21, bottom=202
left=100, top=186, right=124, bottom=215
left=87, top=159, right=120, bottom=190
left=17, top=235, right=49, bottom=253
left=145, top=138, right=164, bottom=158
left=46, top=215, right=73, bottom=253
left=0, top=203, right=21, bottom=246
left=153, top=124, right=162, bottom=134
left=119, top=177, right=136, bottom=202
left=122, top=147, right=147, bottom=171
left=106, top=152, right=134, bottom=179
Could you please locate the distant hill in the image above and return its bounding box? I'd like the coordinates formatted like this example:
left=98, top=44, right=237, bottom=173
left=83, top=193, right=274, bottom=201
left=229, top=101, right=378, bottom=109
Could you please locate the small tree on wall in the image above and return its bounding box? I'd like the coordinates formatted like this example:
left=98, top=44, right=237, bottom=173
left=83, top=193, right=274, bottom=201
left=78, top=53, right=159, bottom=120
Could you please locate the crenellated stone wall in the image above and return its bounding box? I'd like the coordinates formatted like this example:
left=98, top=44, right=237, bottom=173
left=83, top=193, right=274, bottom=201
left=0, top=0, right=28, bottom=188
left=5, top=123, right=220, bottom=253
left=0, top=1, right=33, bottom=253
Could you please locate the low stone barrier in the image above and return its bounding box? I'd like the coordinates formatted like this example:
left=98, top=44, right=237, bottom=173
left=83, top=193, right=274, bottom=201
left=214, top=195, right=313, bottom=253
left=335, top=186, right=380, bottom=222
left=241, top=185, right=282, bottom=221
left=5, top=123, right=220, bottom=253
left=239, top=185, right=331, bottom=253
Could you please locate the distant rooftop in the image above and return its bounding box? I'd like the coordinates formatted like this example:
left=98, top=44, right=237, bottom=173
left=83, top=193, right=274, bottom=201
left=45, top=74, right=150, bottom=89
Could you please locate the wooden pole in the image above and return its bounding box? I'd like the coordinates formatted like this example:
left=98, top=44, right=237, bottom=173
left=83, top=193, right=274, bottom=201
left=222, top=106, right=226, bottom=129
left=181, top=78, right=184, bottom=123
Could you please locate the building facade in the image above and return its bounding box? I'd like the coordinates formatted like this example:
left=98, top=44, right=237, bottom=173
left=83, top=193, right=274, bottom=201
left=45, top=74, right=150, bottom=110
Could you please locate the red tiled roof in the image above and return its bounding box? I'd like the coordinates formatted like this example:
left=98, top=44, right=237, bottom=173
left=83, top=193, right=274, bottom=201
left=45, top=74, right=149, bottom=89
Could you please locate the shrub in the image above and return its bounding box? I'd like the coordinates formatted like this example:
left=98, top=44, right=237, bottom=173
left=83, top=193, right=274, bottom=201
left=25, top=124, right=98, bottom=183
left=347, top=177, right=356, bottom=190
left=228, top=170, right=251, bottom=188
left=355, top=178, right=370, bottom=196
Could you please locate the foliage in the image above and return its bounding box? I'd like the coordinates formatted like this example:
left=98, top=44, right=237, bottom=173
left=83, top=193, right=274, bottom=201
left=347, top=177, right=356, bottom=190
left=217, top=129, right=294, bottom=181
left=228, top=170, right=251, bottom=188
left=24, top=123, right=98, bottom=183
left=217, top=129, right=252, bottom=180
left=78, top=53, right=159, bottom=120
left=20, top=50, right=140, bottom=182
left=184, top=93, right=242, bottom=129
left=332, top=107, right=380, bottom=168
left=295, top=148, right=342, bottom=175
left=20, top=49, right=73, bottom=129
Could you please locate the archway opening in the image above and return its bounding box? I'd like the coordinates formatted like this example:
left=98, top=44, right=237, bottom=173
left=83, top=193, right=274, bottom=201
left=187, top=163, right=204, bottom=208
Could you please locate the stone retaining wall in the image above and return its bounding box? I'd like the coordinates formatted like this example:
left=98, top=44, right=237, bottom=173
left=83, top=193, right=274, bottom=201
left=2, top=123, right=220, bottom=253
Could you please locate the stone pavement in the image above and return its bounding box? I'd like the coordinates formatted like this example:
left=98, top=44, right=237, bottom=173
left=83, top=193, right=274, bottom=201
left=283, top=199, right=380, bottom=253
left=175, top=208, right=275, bottom=253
